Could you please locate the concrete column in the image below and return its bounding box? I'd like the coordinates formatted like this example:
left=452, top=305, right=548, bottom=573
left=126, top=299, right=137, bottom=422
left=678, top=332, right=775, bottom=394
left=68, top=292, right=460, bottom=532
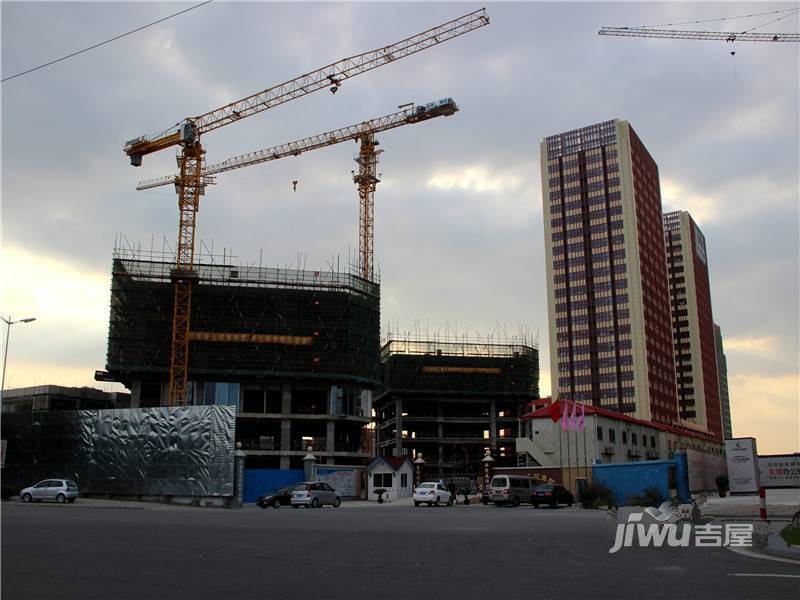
left=489, top=399, right=497, bottom=449
left=395, top=397, right=403, bottom=456
left=281, top=383, right=291, bottom=413
left=326, top=420, right=335, bottom=456
left=129, top=379, right=142, bottom=408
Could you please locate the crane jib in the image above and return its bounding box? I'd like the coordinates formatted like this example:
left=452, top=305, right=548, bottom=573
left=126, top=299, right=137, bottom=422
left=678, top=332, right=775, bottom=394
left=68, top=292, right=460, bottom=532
left=136, top=98, right=459, bottom=191
left=123, top=8, right=488, bottom=164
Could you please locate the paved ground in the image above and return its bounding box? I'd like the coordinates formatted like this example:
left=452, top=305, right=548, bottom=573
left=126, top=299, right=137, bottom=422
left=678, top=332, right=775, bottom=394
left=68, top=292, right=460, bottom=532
left=702, top=489, right=800, bottom=518
left=3, top=500, right=799, bottom=600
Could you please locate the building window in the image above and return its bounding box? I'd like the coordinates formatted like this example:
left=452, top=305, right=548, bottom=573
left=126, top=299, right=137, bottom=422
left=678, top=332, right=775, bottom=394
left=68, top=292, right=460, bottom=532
left=651, top=436, right=656, bottom=448
left=401, top=473, right=408, bottom=488
left=597, top=426, right=603, bottom=441
left=373, top=473, right=392, bottom=488
left=609, top=429, right=616, bottom=443
left=622, top=431, right=627, bottom=444
left=632, top=433, right=638, bottom=446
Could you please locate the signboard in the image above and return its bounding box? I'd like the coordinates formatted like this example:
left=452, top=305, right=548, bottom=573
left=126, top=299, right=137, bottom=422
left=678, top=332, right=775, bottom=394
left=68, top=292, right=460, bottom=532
left=758, top=454, right=800, bottom=489
left=317, top=467, right=356, bottom=497
left=725, top=438, right=760, bottom=493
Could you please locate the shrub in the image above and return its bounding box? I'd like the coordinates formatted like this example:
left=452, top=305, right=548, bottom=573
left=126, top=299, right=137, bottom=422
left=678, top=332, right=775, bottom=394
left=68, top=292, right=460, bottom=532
left=580, top=482, right=615, bottom=509
left=1, top=484, right=16, bottom=500
left=627, top=487, right=666, bottom=507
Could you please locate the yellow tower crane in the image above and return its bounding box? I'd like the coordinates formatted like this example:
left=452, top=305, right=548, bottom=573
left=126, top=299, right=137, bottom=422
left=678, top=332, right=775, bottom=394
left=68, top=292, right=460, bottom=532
left=123, top=9, right=489, bottom=405
left=138, top=98, right=459, bottom=279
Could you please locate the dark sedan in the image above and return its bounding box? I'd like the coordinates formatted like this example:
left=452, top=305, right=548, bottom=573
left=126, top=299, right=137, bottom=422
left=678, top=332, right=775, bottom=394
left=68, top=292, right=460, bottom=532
left=531, top=484, right=574, bottom=508
left=257, top=484, right=304, bottom=509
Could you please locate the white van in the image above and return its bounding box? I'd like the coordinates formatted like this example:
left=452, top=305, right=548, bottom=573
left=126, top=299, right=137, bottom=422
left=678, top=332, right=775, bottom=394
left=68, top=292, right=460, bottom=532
left=487, top=475, right=537, bottom=507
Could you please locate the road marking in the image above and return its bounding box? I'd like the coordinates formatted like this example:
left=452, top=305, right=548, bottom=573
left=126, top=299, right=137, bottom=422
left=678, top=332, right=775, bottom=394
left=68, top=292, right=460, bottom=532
left=728, top=574, right=800, bottom=579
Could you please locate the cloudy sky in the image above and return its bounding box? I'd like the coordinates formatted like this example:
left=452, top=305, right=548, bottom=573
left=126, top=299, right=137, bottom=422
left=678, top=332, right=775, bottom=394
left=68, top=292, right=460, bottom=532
left=1, top=1, right=797, bottom=453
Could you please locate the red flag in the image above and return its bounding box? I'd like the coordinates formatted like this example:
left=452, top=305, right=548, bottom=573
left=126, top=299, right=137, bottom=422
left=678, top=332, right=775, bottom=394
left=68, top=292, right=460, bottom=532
left=547, top=401, right=562, bottom=423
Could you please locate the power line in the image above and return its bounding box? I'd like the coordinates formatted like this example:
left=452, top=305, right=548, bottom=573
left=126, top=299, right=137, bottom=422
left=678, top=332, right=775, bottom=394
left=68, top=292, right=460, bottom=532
left=1, top=0, right=213, bottom=83
left=639, top=7, right=799, bottom=29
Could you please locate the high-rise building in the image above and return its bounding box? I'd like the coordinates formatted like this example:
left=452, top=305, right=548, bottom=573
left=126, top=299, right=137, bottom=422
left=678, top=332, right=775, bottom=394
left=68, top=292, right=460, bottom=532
left=714, top=323, right=732, bottom=439
left=663, top=211, right=723, bottom=440
left=541, top=119, right=678, bottom=426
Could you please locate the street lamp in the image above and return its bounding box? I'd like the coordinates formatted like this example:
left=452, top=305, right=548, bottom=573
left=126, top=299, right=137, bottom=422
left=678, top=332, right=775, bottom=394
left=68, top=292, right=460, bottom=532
left=1, top=315, right=36, bottom=399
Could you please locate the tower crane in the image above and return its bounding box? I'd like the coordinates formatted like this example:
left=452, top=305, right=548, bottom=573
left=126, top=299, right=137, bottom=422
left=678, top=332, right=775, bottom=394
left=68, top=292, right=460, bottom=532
left=598, top=27, right=799, bottom=42
left=123, top=9, right=489, bottom=406
left=138, top=97, right=459, bottom=279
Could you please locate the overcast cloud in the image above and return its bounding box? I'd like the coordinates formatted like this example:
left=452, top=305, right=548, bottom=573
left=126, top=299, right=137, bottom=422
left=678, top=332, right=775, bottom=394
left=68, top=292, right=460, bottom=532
left=1, top=1, right=798, bottom=453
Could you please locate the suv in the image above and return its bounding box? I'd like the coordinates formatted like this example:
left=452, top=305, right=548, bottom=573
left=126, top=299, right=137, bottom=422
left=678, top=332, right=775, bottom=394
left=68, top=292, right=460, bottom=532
left=20, top=479, right=78, bottom=503
left=291, top=481, right=341, bottom=508
left=487, top=475, right=536, bottom=507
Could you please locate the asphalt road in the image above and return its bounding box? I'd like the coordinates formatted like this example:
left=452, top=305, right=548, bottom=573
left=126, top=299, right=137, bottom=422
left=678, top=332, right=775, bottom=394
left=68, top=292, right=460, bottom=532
left=2, top=501, right=798, bottom=600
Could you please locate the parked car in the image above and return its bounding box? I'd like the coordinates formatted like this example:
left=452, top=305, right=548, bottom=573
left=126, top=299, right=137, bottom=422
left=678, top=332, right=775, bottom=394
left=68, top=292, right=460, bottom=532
left=413, top=482, right=452, bottom=507
left=487, top=475, right=537, bottom=507
left=257, top=484, right=305, bottom=509
left=291, top=481, right=341, bottom=508
left=531, top=484, right=574, bottom=508
left=19, top=479, right=78, bottom=504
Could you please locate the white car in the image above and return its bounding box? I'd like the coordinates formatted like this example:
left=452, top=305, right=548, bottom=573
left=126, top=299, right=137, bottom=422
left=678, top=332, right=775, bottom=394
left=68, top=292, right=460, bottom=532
left=413, top=482, right=452, bottom=507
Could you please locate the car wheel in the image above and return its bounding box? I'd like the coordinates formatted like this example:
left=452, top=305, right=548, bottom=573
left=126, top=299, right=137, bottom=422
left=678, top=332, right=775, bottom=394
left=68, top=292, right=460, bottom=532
left=272, top=499, right=281, bottom=509
left=549, top=500, right=557, bottom=509
left=567, top=499, right=573, bottom=507
left=22, top=493, right=32, bottom=503
left=427, top=502, right=433, bottom=507
left=292, top=505, right=299, bottom=509
left=333, top=497, right=341, bottom=508
left=414, top=501, right=420, bottom=507
left=311, top=498, right=320, bottom=508
left=481, top=497, right=488, bottom=506
left=56, top=494, right=66, bottom=504
left=512, top=497, right=520, bottom=507
left=434, top=496, right=441, bottom=507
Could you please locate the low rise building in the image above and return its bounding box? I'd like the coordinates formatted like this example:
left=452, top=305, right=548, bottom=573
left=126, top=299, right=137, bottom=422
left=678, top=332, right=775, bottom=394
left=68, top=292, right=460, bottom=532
left=1, top=385, right=131, bottom=413
left=516, top=399, right=723, bottom=470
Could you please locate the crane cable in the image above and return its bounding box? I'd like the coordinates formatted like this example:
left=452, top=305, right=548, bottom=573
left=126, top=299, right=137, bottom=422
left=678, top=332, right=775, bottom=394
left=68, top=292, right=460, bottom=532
left=1, top=0, right=213, bottom=83
left=637, top=7, right=799, bottom=29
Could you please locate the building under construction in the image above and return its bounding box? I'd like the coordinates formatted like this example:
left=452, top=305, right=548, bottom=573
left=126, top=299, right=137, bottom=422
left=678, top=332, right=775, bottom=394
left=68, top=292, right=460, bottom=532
left=100, top=248, right=380, bottom=469
left=374, top=338, right=539, bottom=477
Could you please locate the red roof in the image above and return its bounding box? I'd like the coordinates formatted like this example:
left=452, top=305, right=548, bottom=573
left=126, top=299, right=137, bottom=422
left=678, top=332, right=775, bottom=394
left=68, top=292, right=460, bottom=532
left=521, top=398, right=715, bottom=441
left=381, top=456, right=412, bottom=471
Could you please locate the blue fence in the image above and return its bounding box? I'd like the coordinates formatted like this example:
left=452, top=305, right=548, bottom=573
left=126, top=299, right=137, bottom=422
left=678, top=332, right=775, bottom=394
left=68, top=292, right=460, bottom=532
left=243, top=469, right=305, bottom=504
left=591, top=453, right=689, bottom=506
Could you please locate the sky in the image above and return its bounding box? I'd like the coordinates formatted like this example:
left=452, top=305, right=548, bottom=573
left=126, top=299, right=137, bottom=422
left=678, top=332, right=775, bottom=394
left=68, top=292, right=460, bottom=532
left=1, top=1, right=798, bottom=454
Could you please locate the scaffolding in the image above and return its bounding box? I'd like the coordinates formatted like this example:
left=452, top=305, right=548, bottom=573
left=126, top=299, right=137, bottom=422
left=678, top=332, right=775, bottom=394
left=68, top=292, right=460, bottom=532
left=380, top=336, right=539, bottom=396
left=105, top=245, right=380, bottom=386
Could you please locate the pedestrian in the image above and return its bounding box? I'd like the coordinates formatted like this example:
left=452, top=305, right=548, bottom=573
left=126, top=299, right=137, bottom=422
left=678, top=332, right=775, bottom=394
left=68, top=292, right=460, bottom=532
left=448, top=479, right=457, bottom=504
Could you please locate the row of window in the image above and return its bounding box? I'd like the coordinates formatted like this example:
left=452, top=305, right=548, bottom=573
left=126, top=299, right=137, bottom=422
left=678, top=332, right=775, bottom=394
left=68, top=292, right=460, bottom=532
left=597, top=427, right=657, bottom=448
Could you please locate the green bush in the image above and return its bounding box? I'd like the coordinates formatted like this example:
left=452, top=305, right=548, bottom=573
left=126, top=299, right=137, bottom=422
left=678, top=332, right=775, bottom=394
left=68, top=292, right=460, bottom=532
left=627, top=487, right=666, bottom=507
left=580, top=482, right=615, bottom=509
left=1, top=484, right=17, bottom=500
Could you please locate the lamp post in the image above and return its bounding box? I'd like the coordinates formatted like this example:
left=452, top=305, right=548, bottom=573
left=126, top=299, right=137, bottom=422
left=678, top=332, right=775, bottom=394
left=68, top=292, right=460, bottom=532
left=1, top=316, right=36, bottom=399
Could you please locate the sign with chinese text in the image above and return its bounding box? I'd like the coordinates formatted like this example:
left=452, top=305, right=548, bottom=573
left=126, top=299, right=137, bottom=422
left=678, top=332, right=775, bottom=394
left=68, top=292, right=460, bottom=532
left=725, top=438, right=759, bottom=493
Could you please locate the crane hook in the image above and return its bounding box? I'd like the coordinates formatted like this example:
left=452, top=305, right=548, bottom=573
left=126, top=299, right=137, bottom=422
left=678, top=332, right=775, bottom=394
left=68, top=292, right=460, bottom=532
left=292, top=180, right=298, bottom=192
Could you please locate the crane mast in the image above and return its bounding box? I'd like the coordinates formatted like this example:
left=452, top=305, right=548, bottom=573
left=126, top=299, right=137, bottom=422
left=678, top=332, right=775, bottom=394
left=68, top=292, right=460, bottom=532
left=123, top=10, right=488, bottom=406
